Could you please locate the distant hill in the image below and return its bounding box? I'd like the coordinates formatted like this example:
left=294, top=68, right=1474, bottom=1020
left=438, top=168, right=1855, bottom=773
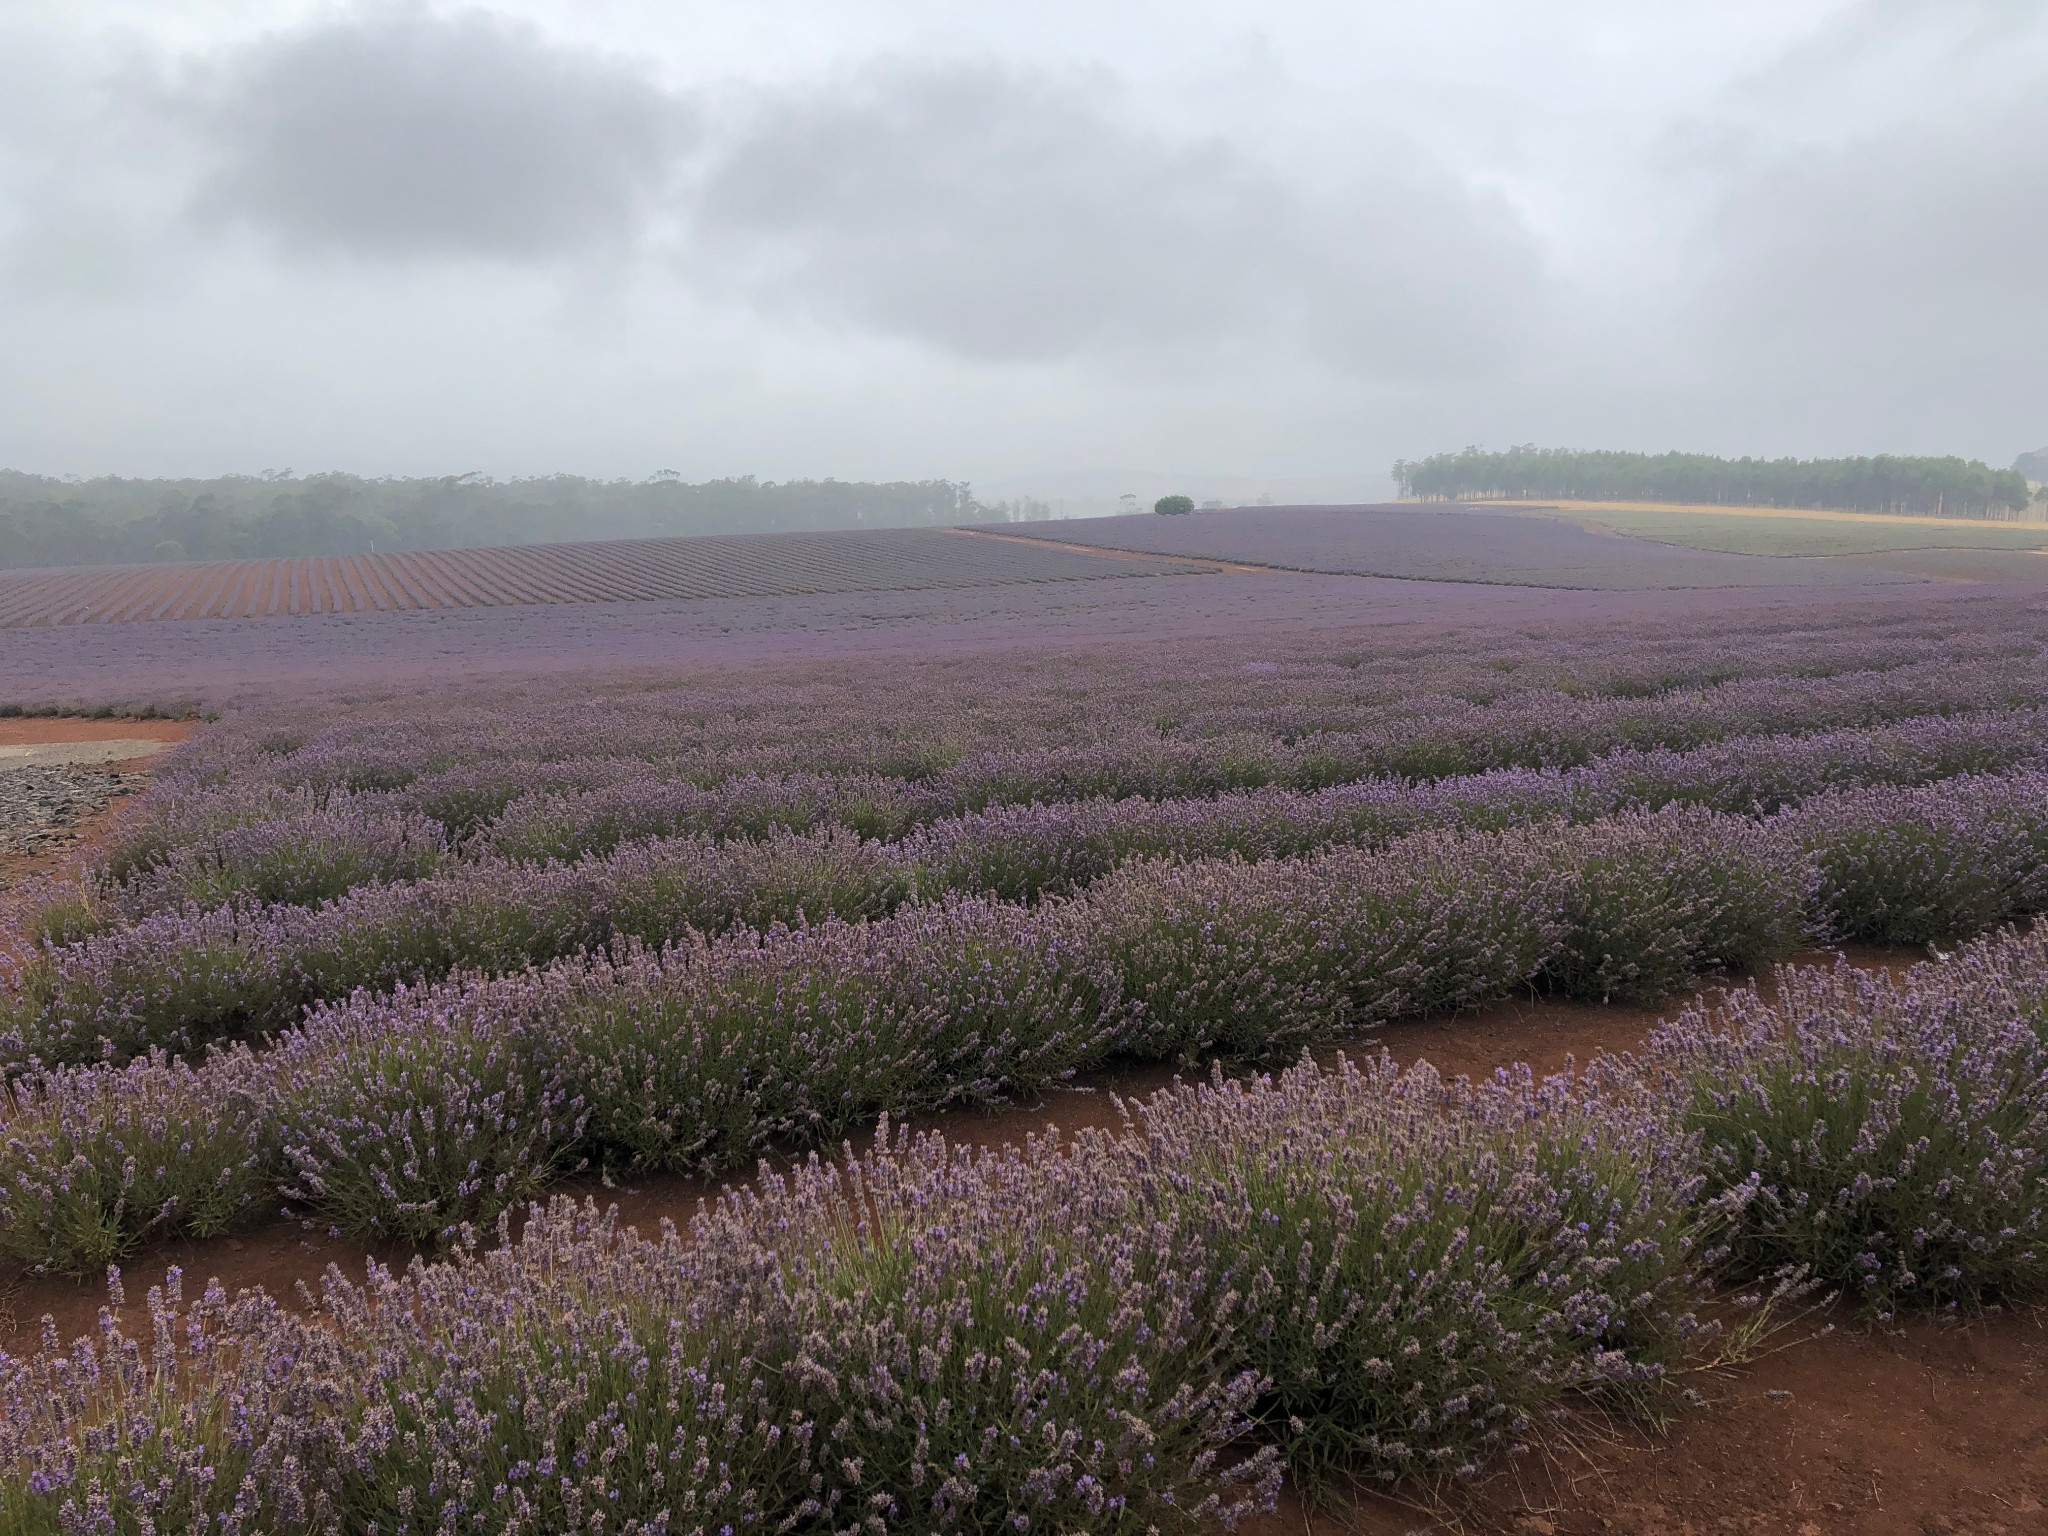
left=2015, top=449, right=2048, bottom=484
left=0, top=471, right=996, bottom=570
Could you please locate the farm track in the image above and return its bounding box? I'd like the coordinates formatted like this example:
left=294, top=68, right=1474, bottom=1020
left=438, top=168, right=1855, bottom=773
left=0, top=719, right=192, bottom=892
left=946, top=523, right=1278, bottom=573
left=0, top=527, right=1202, bottom=627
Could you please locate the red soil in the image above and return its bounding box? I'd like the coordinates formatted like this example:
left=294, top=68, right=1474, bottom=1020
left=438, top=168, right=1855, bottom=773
left=0, top=717, right=192, bottom=746
left=1254, top=1303, right=2048, bottom=1535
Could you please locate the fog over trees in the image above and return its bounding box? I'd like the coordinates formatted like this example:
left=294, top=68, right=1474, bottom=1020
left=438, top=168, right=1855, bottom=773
left=0, top=472, right=986, bottom=569
left=1394, top=447, right=2033, bottom=518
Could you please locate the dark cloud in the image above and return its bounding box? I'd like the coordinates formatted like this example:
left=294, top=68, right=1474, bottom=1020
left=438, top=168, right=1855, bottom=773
left=688, top=60, right=1542, bottom=379
left=185, top=5, right=691, bottom=260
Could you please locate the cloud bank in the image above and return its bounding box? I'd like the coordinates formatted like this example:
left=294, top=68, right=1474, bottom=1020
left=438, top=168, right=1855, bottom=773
left=184, top=7, right=691, bottom=259
left=0, top=0, right=2042, bottom=486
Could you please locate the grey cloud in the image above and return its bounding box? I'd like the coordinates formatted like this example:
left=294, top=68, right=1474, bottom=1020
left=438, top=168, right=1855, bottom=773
left=690, top=62, right=1289, bottom=359
left=183, top=5, right=691, bottom=259
left=1697, top=89, right=2048, bottom=393
left=1291, top=175, right=1546, bottom=381
left=687, top=60, right=1542, bottom=379
left=16, top=14, right=1545, bottom=382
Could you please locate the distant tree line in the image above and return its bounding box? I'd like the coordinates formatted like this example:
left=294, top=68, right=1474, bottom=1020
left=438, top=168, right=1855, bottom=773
left=1393, top=446, right=2033, bottom=518
left=0, top=471, right=989, bottom=570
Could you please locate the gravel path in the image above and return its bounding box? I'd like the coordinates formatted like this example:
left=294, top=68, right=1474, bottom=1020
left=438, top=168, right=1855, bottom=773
left=0, top=764, right=147, bottom=856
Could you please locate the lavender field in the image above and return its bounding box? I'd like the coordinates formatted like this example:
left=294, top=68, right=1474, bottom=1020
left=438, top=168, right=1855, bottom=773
left=0, top=525, right=1208, bottom=627
left=5, top=582, right=2048, bottom=1530
left=997, top=504, right=1920, bottom=588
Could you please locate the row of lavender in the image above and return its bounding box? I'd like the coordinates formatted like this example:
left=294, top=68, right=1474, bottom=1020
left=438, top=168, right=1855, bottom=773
left=72, top=703, right=2048, bottom=922
left=11, top=769, right=2048, bottom=1277
left=158, top=609, right=2035, bottom=803
left=8, top=925, right=2047, bottom=1531
left=13, top=758, right=2048, bottom=1071
left=0, top=804, right=1802, bottom=1267
left=136, top=648, right=2048, bottom=871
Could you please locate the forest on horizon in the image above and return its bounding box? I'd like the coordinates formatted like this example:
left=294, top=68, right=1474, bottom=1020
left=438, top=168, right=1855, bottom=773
left=0, top=471, right=1059, bottom=571
left=1394, top=446, right=2038, bottom=517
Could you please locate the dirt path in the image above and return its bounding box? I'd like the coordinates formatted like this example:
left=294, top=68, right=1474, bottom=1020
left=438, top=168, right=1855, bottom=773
left=0, top=718, right=191, bottom=896
left=1252, top=1302, right=2048, bottom=1536
left=946, top=523, right=1281, bottom=574
left=0, top=718, right=194, bottom=748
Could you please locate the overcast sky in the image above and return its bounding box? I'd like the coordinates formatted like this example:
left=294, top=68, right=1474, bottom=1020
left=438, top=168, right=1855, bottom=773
left=2, top=0, right=2042, bottom=495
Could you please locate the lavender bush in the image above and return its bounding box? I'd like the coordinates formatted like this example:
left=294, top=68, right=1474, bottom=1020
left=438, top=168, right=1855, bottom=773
left=107, top=796, right=449, bottom=916
left=899, top=706, right=2048, bottom=905
left=2, top=828, right=914, bottom=1068
left=269, top=985, right=587, bottom=1244
left=0, top=771, right=1974, bottom=1076
left=1790, top=770, right=2048, bottom=944
left=139, top=623, right=2048, bottom=857
left=558, top=900, right=1118, bottom=1176
left=709, top=1130, right=1278, bottom=1533
left=0, top=1051, right=269, bottom=1274
left=1080, top=833, right=1562, bottom=1061
left=1642, top=930, right=2048, bottom=1312
left=13, top=757, right=1998, bottom=1072
left=0, top=804, right=1819, bottom=1261
left=411, top=701, right=2048, bottom=894
left=1, top=903, right=301, bottom=1066
left=1123, top=1055, right=1708, bottom=1490
left=476, top=769, right=926, bottom=860
left=1536, top=806, right=1815, bottom=1002
left=0, top=1150, right=1277, bottom=1533
left=0, top=1270, right=351, bottom=1533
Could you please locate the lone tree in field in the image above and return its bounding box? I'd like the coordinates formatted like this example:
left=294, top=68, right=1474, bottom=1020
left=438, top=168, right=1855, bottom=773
left=1154, top=494, right=1195, bottom=515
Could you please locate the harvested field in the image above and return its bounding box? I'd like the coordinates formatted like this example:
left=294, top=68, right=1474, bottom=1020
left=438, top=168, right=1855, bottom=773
left=992, top=503, right=1927, bottom=587
left=0, top=524, right=1201, bottom=626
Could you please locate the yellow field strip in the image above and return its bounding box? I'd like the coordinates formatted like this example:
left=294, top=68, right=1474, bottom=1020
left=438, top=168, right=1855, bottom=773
left=1481, top=499, right=2048, bottom=531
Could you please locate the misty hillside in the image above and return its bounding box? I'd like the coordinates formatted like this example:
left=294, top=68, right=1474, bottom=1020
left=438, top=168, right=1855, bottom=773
left=2016, top=449, right=2048, bottom=484
left=0, top=472, right=1010, bottom=570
